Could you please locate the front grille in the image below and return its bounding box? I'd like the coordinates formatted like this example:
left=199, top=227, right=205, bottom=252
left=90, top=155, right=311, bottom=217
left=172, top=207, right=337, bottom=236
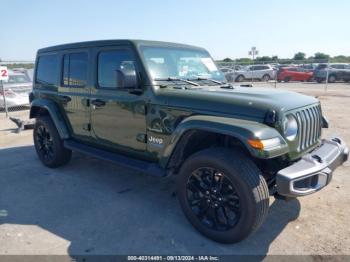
left=295, top=104, right=322, bottom=151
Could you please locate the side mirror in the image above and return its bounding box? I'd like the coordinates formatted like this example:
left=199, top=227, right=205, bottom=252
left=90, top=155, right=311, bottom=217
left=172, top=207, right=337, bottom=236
left=116, top=69, right=138, bottom=89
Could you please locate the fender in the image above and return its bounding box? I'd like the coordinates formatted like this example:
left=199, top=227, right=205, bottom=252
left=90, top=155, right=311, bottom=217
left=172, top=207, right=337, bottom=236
left=29, top=99, right=70, bottom=139
left=160, top=115, right=289, bottom=167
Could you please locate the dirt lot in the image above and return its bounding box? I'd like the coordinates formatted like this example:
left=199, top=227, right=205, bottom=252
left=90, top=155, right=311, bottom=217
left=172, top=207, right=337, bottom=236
left=0, top=82, right=349, bottom=256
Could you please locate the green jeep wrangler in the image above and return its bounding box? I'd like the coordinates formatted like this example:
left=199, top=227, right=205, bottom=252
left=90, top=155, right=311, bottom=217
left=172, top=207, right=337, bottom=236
left=29, top=40, right=348, bottom=243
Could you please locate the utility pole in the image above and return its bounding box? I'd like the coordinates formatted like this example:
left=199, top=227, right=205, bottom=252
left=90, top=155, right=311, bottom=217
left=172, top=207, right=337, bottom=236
left=249, top=47, right=259, bottom=84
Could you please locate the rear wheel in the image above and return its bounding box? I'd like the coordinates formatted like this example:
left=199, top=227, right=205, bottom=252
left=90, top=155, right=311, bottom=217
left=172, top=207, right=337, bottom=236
left=177, top=148, right=269, bottom=243
left=235, top=75, right=245, bottom=82
left=33, top=116, right=72, bottom=168
left=284, top=76, right=291, bottom=82
left=328, top=75, right=336, bottom=83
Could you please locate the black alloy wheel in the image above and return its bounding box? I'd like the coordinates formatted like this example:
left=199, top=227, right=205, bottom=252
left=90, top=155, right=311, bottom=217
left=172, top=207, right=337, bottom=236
left=186, top=167, right=241, bottom=231
left=35, top=125, right=54, bottom=162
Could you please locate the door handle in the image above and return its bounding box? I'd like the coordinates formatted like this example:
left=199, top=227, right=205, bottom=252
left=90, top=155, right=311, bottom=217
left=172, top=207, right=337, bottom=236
left=60, top=95, right=71, bottom=104
left=91, top=99, right=106, bottom=107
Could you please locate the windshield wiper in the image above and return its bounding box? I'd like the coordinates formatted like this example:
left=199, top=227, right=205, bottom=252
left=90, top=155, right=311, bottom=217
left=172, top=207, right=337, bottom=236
left=154, top=77, right=200, bottom=86
left=189, top=77, right=225, bottom=85
left=190, top=77, right=233, bottom=89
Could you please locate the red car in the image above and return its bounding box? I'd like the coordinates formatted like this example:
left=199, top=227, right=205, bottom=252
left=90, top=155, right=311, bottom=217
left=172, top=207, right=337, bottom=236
left=277, top=67, right=313, bottom=82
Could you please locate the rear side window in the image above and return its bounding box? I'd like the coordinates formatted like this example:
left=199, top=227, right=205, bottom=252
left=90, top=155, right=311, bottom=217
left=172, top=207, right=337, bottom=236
left=98, top=50, right=135, bottom=89
left=36, top=54, right=59, bottom=85
left=331, top=64, right=345, bottom=69
left=62, top=52, right=88, bottom=87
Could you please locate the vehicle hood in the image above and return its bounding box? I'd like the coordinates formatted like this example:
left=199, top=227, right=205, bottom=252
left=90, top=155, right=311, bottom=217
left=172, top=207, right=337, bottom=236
left=156, top=86, right=319, bottom=120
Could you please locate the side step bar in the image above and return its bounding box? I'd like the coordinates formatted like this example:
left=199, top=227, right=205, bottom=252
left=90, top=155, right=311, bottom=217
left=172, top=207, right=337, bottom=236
left=64, top=140, right=166, bottom=177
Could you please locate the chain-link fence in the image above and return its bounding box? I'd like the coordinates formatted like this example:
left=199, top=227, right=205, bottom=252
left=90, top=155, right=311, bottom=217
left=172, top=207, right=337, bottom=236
left=0, top=61, right=34, bottom=120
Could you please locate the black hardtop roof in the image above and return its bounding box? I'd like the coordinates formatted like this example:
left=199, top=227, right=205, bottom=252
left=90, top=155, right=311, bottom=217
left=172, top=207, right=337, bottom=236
left=37, top=39, right=206, bottom=53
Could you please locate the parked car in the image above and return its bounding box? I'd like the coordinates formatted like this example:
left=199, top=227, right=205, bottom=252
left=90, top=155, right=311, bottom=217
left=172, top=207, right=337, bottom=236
left=30, top=40, right=348, bottom=244
left=277, top=67, right=314, bottom=82
left=234, top=64, right=276, bottom=82
left=314, top=63, right=350, bottom=83
left=220, top=66, right=244, bottom=82
left=0, top=70, right=32, bottom=109
left=12, top=68, right=34, bottom=81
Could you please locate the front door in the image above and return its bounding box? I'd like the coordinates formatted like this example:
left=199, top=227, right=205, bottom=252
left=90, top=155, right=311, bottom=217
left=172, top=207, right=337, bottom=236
left=89, top=47, right=147, bottom=157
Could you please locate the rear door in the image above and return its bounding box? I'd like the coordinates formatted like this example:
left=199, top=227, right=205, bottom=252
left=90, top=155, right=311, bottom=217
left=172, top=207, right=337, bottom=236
left=58, top=49, right=91, bottom=141
left=89, top=46, right=147, bottom=157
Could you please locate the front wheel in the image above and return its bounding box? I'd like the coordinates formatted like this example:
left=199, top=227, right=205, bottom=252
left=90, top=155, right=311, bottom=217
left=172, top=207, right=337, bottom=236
left=33, top=116, right=72, bottom=168
left=262, top=74, right=270, bottom=81
left=177, top=148, right=269, bottom=243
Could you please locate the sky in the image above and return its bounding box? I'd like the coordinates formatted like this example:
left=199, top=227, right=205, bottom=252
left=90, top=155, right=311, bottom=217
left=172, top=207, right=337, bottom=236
left=1, top=0, right=349, bottom=61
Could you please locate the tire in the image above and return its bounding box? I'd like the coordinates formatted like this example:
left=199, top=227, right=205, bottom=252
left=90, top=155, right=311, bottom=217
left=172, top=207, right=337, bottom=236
left=225, top=75, right=234, bottom=82
left=177, top=148, right=269, bottom=243
left=235, top=75, right=245, bottom=82
left=328, top=75, right=336, bottom=83
left=262, top=74, right=270, bottom=81
left=284, top=77, right=291, bottom=82
left=316, top=78, right=323, bottom=83
left=33, top=116, right=72, bottom=168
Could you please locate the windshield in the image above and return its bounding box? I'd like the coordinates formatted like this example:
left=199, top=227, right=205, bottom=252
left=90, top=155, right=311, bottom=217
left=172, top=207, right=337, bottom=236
left=140, top=46, right=225, bottom=82
left=7, top=74, right=31, bottom=84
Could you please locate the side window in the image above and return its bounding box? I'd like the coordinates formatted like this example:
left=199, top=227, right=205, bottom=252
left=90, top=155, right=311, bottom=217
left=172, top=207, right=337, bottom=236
left=62, top=52, right=88, bottom=87
left=98, top=50, right=135, bottom=89
left=36, top=54, right=59, bottom=85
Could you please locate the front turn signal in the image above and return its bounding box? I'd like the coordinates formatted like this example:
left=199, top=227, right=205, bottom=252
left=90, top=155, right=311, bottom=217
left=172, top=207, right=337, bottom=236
left=248, top=139, right=264, bottom=150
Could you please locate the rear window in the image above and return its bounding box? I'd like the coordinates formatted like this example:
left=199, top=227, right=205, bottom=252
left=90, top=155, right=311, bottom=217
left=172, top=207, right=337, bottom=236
left=62, top=52, right=88, bottom=87
left=316, top=64, right=327, bottom=70
left=36, top=54, right=59, bottom=85
left=331, top=64, right=345, bottom=69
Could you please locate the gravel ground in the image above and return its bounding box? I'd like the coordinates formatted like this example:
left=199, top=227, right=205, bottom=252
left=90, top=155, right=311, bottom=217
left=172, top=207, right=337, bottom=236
left=0, top=82, right=349, bottom=257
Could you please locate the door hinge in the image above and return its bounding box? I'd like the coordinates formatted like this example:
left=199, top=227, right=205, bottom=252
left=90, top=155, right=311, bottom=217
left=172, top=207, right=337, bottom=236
left=83, top=123, right=91, bottom=131
left=136, top=133, right=147, bottom=143
left=82, top=98, right=90, bottom=107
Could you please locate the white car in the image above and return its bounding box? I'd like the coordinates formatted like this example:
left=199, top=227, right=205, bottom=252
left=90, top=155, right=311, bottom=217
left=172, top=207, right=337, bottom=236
left=234, top=64, right=276, bottom=82
left=0, top=70, right=32, bottom=109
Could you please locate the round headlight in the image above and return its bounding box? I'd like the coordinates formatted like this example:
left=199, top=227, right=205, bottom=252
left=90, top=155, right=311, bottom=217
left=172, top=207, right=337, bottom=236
left=283, top=115, right=298, bottom=141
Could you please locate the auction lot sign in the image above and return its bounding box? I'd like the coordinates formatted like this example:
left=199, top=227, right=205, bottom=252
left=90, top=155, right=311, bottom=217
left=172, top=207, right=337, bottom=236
left=0, top=66, right=9, bottom=82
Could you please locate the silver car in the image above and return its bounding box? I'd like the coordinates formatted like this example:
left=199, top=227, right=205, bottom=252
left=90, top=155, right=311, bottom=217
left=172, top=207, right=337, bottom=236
left=0, top=70, right=32, bottom=109
left=234, top=64, right=276, bottom=82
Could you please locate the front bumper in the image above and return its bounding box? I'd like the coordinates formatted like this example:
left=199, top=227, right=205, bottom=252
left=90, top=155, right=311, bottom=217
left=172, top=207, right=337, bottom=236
left=276, top=137, right=348, bottom=197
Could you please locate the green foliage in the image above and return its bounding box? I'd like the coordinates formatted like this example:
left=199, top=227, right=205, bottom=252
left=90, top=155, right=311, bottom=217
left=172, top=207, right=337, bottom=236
left=314, top=52, right=330, bottom=61
left=223, top=58, right=233, bottom=62
left=256, top=56, right=272, bottom=62
left=2, top=63, right=35, bottom=69
left=293, top=52, right=306, bottom=60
